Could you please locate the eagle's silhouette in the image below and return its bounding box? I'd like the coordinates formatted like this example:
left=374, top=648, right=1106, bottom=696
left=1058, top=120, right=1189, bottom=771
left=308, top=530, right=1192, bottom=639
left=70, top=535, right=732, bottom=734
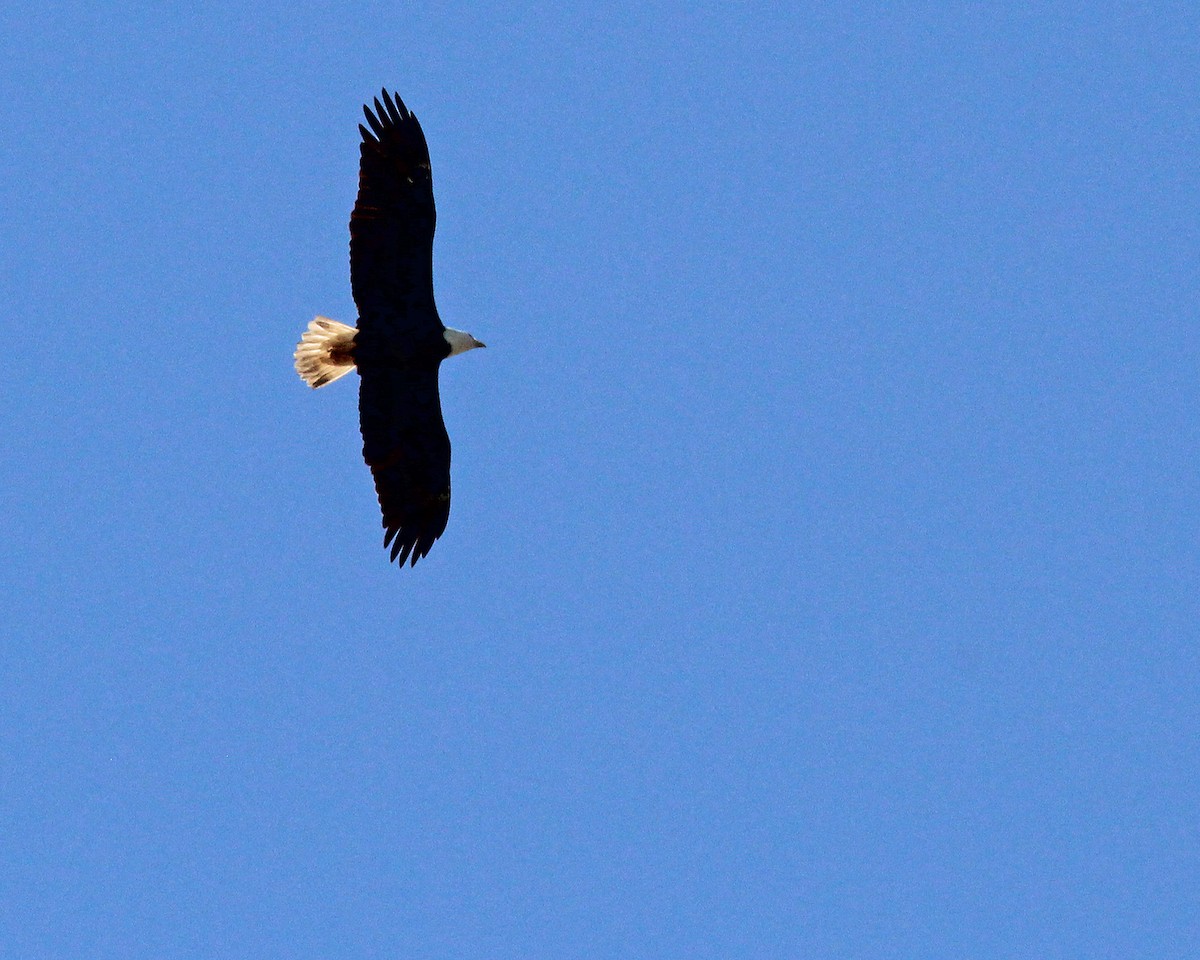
left=294, top=90, right=485, bottom=567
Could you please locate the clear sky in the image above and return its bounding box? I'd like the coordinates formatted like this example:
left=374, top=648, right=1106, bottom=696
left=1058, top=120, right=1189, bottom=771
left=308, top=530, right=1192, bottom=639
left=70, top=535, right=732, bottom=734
left=2, top=2, right=1197, bottom=957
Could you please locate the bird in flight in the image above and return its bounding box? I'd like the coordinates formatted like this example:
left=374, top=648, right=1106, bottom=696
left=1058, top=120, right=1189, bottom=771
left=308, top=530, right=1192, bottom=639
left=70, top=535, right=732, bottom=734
left=294, top=90, right=485, bottom=567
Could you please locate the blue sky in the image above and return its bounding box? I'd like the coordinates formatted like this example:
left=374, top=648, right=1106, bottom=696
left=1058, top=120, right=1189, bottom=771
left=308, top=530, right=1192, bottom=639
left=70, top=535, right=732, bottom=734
left=2, top=2, right=1197, bottom=957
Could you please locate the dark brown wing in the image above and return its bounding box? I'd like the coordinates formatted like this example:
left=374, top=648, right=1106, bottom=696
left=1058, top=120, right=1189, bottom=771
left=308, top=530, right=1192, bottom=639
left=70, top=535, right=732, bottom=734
left=351, top=90, right=451, bottom=566
left=359, top=365, right=451, bottom=566
left=350, top=89, right=441, bottom=338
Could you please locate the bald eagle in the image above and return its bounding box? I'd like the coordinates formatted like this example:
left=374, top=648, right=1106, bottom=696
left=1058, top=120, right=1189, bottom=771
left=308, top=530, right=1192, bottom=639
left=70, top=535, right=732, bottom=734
left=294, top=90, right=485, bottom=567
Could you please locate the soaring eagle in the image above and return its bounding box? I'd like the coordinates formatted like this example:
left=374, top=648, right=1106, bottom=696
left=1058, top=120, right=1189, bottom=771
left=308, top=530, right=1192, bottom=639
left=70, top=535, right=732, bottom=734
left=294, top=90, right=485, bottom=567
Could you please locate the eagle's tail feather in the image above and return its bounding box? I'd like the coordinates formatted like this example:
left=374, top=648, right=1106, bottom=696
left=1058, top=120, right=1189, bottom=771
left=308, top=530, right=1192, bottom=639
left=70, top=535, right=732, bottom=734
left=294, top=317, right=358, bottom=388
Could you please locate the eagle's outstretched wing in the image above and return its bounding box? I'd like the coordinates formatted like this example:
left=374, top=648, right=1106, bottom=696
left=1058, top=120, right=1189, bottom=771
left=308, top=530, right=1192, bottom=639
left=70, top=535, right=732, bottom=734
left=350, top=89, right=440, bottom=336
left=350, top=90, right=451, bottom=566
left=359, top=365, right=451, bottom=566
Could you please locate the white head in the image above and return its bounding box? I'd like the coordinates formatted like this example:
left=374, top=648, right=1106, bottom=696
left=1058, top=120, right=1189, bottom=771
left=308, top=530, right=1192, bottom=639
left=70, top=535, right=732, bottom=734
left=444, top=327, right=487, bottom=357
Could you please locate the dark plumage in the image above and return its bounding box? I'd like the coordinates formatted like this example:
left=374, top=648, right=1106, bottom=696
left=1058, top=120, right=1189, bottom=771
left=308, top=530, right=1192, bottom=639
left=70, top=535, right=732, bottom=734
left=294, top=90, right=485, bottom=567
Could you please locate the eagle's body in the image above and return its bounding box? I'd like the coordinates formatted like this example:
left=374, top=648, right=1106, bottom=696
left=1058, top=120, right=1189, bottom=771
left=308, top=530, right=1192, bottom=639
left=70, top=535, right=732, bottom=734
left=294, top=90, right=484, bottom=567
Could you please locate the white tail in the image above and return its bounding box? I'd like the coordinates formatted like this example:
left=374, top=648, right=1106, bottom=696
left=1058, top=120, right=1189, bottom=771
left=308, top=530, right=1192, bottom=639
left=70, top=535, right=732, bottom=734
left=294, top=317, right=358, bottom=388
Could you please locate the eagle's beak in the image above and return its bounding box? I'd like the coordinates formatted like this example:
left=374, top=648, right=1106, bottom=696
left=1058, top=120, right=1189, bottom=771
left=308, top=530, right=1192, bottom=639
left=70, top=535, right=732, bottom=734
left=475, top=340, right=487, bottom=348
